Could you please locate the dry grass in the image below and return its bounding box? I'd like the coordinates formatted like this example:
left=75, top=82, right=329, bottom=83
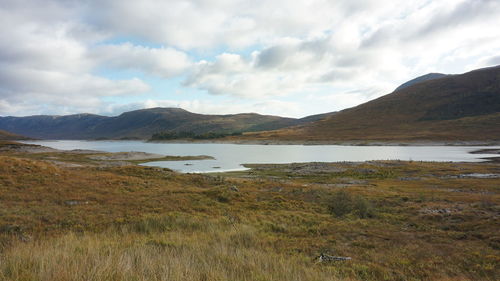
left=1, top=221, right=343, bottom=281
left=0, top=148, right=499, bottom=280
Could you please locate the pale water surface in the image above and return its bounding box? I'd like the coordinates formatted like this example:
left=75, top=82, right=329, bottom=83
left=22, top=140, right=500, bottom=173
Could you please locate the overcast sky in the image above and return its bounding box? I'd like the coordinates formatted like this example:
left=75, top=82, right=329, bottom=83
left=1, top=0, right=499, bottom=118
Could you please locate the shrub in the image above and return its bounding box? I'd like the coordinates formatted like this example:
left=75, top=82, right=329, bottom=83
left=353, top=196, right=374, bottom=218
left=327, top=190, right=373, bottom=218
left=328, top=190, right=353, bottom=217
left=204, top=189, right=231, bottom=203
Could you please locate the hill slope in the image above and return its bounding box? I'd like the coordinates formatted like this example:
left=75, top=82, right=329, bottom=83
left=0, top=108, right=324, bottom=140
left=242, top=66, right=500, bottom=142
left=395, top=73, right=448, bottom=91
left=0, top=130, right=31, bottom=140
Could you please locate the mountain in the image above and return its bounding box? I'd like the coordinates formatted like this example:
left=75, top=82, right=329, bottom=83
left=0, top=130, right=31, bottom=140
left=0, top=108, right=327, bottom=140
left=394, top=73, right=448, bottom=91
left=241, top=66, right=500, bottom=142
left=0, top=114, right=109, bottom=140
left=3, top=66, right=497, bottom=142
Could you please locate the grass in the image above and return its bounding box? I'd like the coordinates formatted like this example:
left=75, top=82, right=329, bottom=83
left=1, top=218, right=341, bottom=281
left=0, top=145, right=499, bottom=280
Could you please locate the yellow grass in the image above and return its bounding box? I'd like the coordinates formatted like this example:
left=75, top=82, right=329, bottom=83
left=1, top=222, right=342, bottom=281
left=0, top=148, right=499, bottom=280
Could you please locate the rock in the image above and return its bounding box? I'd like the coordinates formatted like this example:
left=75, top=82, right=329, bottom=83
left=230, top=186, right=239, bottom=192
left=317, top=253, right=352, bottom=263
left=459, top=173, right=500, bottom=179
left=399, top=177, right=421, bottom=181
left=354, top=168, right=377, bottom=174
left=64, top=200, right=89, bottom=206
left=19, top=234, right=32, bottom=243
left=420, top=207, right=457, bottom=215
left=441, top=173, right=500, bottom=179
left=269, top=186, right=283, bottom=192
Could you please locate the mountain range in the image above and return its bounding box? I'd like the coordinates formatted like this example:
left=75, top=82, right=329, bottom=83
left=1, top=65, right=499, bottom=141
left=0, top=107, right=331, bottom=140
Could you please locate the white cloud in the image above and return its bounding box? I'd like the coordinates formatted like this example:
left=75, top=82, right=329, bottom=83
left=85, top=0, right=344, bottom=50
left=0, top=65, right=150, bottom=114
left=182, top=0, right=500, bottom=101
left=1, top=0, right=500, bottom=117
left=0, top=0, right=159, bottom=115
left=91, top=43, right=191, bottom=77
left=184, top=37, right=399, bottom=99
left=0, top=65, right=149, bottom=96
left=185, top=53, right=308, bottom=98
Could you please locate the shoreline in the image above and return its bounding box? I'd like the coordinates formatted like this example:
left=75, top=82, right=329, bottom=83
left=147, top=138, right=500, bottom=146
left=12, top=140, right=500, bottom=172
left=20, top=138, right=500, bottom=146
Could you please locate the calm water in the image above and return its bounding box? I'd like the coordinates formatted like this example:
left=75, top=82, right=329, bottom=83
left=22, top=140, right=499, bottom=173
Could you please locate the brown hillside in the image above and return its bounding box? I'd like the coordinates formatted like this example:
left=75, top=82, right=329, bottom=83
left=0, top=130, right=30, bottom=140
left=242, top=66, right=500, bottom=141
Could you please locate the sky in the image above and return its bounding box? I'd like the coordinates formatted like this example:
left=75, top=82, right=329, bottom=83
left=1, top=0, right=499, bottom=118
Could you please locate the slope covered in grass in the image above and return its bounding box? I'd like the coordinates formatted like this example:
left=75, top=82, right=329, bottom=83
left=0, top=130, right=30, bottom=140
left=240, top=66, right=500, bottom=142
left=0, top=147, right=499, bottom=280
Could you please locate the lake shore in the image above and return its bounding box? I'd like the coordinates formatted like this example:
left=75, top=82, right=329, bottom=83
left=470, top=148, right=500, bottom=163
left=0, top=141, right=213, bottom=167
left=148, top=138, right=500, bottom=146
left=17, top=139, right=500, bottom=173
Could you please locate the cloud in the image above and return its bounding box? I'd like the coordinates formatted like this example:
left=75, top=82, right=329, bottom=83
left=185, top=53, right=308, bottom=98
left=184, top=0, right=500, bottom=101
left=1, top=0, right=500, bottom=117
left=0, top=66, right=149, bottom=97
left=416, top=0, right=500, bottom=37
left=91, top=43, right=191, bottom=77
left=84, top=0, right=344, bottom=50
left=184, top=36, right=399, bottom=99
left=0, top=65, right=150, bottom=115
left=0, top=0, right=165, bottom=115
left=487, top=56, right=500, bottom=66
left=362, top=0, right=500, bottom=48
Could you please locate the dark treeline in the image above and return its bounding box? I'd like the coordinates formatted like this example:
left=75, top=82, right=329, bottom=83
left=151, top=131, right=242, bottom=140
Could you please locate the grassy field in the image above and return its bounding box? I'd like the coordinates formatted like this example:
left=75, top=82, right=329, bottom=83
left=0, top=142, right=499, bottom=280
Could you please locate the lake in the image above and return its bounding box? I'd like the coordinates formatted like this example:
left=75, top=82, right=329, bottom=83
left=21, top=140, right=500, bottom=173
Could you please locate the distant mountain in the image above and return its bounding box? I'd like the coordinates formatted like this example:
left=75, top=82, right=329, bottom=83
left=0, top=130, right=31, bottom=140
left=0, top=108, right=328, bottom=140
left=0, top=114, right=109, bottom=140
left=4, top=66, right=497, bottom=142
left=241, top=66, right=500, bottom=141
left=395, top=73, right=448, bottom=91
